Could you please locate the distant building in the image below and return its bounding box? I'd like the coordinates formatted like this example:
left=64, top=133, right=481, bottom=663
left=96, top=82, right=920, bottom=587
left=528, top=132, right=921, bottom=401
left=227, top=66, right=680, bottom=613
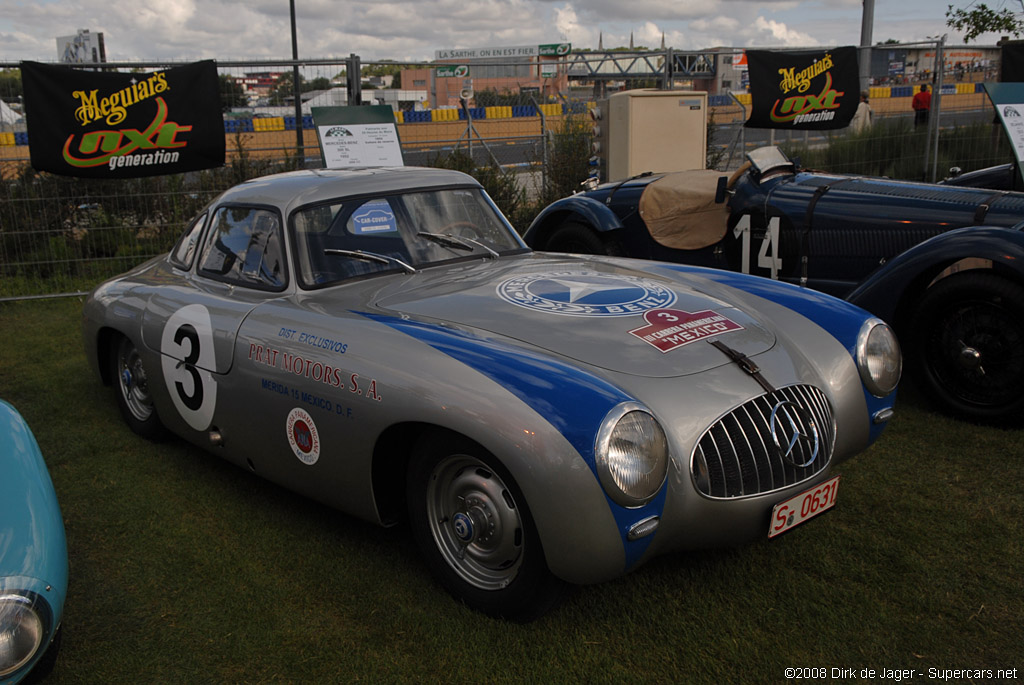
left=402, top=50, right=569, bottom=108
left=238, top=72, right=287, bottom=100
left=56, top=29, right=105, bottom=64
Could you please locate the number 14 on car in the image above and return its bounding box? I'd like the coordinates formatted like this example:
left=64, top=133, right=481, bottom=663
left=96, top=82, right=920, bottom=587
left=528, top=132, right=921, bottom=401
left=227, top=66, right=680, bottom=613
left=733, top=215, right=783, bottom=280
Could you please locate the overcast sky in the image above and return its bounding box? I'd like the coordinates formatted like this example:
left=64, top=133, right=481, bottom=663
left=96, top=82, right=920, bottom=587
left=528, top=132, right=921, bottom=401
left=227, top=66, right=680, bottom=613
left=0, top=0, right=1006, bottom=64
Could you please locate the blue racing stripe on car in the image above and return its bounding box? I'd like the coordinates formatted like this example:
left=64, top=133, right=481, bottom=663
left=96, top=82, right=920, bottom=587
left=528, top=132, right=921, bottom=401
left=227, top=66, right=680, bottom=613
left=651, top=264, right=896, bottom=444
left=359, top=310, right=664, bottom=569
left=651, top=263, right=867, bottom=349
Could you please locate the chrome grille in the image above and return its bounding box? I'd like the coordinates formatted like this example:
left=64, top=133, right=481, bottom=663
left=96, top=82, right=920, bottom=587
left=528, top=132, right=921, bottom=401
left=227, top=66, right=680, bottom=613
left=691, top=384, right=835, bottom=499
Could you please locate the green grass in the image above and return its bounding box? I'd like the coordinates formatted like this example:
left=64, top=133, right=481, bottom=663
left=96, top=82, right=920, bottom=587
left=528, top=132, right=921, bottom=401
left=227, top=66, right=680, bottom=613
left=2, top=298, right=1022, bottom=683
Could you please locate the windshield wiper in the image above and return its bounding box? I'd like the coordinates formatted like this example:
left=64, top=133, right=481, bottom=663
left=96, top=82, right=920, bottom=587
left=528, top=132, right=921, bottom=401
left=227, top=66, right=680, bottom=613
left=323, top=248, right=417, bottom=274
left=417, top=231, right=499, bottom=258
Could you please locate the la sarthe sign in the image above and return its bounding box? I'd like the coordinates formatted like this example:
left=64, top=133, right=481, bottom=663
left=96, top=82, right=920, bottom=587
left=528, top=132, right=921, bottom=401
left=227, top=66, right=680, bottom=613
left=435, top=43, right=570, bottom=60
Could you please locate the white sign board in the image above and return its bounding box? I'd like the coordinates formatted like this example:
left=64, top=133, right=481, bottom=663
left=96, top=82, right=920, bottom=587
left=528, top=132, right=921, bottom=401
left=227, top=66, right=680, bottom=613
left=436, top=45, right=540, bottom=60
left=317, top=123, right=404, bottom=168
left=995, top=103, right=1024, bottom=161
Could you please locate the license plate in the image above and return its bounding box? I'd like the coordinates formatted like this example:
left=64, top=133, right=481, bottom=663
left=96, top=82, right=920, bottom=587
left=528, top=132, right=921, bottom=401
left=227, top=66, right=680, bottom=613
left=768, top=475, right=840, bottom=538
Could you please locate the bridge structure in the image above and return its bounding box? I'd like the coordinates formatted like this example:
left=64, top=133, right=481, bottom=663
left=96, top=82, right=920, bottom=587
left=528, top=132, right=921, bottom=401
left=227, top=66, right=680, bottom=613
left=563, top=49, right=720, bottom=95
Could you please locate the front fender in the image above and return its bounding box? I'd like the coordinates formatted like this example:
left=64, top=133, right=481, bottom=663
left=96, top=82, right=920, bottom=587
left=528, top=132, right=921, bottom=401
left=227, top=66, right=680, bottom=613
left=846, top=225, right=1024, bottom=324
left=358, top=312, right=665, bottom=584
left=523, top=195, right=624, bottom=248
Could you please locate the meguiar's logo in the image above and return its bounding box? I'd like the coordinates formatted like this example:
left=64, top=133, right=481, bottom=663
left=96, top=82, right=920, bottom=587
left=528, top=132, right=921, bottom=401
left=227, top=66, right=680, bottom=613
left=770, top=54, right=845, bottom=126
left=62, top=97, right=192, bottom=168
left=73, top=71, right=169, bottom=126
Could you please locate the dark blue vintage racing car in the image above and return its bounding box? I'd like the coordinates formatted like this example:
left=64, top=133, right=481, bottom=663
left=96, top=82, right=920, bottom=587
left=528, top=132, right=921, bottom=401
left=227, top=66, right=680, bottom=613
left=525, top=146, right=1024, bottom=425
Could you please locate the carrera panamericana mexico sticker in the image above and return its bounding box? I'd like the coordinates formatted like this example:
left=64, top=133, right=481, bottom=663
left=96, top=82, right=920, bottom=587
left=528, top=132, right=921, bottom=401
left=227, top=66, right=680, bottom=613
left=629, top=308, right=743, bottom=352
left=286, top=407, right=321, bottom=465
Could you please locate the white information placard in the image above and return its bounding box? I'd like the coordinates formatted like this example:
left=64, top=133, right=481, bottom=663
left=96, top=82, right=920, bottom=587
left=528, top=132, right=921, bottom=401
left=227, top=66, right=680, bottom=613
left=317, top=123, right=404, bottom=168
left=995, top=103, right=1024, bottom=160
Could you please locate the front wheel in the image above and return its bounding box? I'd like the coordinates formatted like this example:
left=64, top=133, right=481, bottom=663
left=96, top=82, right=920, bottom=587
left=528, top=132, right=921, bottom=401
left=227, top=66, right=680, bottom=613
left=545, top=220, right=622, bottom=256
left=406, top=434, right=565, bottom=621
left=111, top=335, right=167, bottom=440
left=908, top=272, right=1024, bottom=425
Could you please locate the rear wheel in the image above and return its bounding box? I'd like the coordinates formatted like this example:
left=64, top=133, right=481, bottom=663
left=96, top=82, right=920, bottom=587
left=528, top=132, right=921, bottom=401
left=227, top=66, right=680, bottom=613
left=545, top=220, right=621, bottom=256
left=111, top=335, right=167, bottom=439
left=908, top=272, right=1024, bottom=425
left=406, top=434, right=565, bottom=621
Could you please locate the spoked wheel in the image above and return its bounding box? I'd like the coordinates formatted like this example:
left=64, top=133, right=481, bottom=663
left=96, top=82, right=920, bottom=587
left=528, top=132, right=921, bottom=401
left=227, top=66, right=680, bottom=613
left=909, top=272, right=1024, bottom=425
left=407, top=434, right=565, bottom=621
left=112, top=335, right=166, bottom=439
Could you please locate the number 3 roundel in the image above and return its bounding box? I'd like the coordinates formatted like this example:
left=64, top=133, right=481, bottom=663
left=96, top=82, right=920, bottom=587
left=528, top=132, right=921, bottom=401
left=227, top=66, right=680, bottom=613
left=160, top=304, right=218, bottom=431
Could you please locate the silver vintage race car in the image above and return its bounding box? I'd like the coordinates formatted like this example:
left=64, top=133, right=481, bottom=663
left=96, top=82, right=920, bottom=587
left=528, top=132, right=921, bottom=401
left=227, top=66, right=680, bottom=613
left=82, top=166, right=901, bottom=620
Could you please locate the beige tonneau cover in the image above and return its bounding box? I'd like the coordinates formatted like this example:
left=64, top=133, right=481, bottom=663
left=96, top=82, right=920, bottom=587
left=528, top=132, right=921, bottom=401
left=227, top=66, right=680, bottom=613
left=637, top=169, right=730, bottom=250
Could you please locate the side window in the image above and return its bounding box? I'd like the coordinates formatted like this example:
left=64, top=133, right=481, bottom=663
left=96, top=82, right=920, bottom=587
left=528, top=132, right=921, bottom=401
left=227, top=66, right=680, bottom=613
left=169, top=213, right=207, bottom=270
left=198, top=206, right=287, bottom=290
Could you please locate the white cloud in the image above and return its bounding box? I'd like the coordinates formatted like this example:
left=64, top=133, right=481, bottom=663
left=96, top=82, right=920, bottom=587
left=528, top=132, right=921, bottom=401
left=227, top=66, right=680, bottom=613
left=747, top=16, right=818, bottom=47
left=0, top=0, right=971, bottom=64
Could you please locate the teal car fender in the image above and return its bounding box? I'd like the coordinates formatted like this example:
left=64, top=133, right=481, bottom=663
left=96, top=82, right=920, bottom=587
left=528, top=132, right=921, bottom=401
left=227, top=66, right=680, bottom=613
left=0, top=400, right=68, bottom=684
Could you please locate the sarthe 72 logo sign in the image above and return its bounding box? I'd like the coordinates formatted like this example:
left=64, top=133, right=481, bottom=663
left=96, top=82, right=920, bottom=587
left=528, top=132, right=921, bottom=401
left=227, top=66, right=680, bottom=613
left=745, top=47, right=859, bottom=130
left=22, top=60, right=225, bottom=178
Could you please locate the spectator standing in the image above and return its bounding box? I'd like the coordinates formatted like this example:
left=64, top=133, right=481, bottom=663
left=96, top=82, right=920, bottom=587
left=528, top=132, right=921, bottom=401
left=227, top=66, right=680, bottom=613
left=913, top=84, right=931, bottom=128
left=851, top=91, right=873, bottom=133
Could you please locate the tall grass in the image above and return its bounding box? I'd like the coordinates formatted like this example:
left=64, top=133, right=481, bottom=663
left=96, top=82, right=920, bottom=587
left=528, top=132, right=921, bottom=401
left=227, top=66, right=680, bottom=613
left=781, top=120, right=1013, bottom=181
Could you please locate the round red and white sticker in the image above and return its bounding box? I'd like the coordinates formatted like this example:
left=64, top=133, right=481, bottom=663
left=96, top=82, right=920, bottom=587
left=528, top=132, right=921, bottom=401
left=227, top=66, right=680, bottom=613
left=286, top=408, right=320, bottom=465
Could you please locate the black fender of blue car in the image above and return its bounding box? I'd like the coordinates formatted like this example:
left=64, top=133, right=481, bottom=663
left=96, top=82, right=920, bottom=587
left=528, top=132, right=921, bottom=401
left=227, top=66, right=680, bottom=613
left=846, top=225, right=1024, bottom=323
left=526, top=195, right=626, bottom=243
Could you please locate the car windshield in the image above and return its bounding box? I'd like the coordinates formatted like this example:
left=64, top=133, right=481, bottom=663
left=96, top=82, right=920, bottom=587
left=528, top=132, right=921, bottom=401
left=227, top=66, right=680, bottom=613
left=746, top=146, right=794, bottom=175
left=292, top=186, right=526, bottom=288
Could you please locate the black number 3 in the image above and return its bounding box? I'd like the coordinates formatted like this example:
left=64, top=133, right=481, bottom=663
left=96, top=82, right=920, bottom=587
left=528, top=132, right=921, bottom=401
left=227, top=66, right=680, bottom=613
left=173, top=324, right=204, bottom=411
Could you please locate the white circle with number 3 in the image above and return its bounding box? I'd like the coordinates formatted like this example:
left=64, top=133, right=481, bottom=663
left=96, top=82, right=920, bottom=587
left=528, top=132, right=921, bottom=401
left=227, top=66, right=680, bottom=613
left=160, top=304, right=218, bottom=431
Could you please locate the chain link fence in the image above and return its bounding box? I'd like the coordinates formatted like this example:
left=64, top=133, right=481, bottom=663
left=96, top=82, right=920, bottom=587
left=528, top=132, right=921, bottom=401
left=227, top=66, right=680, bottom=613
left=0, top=46, right=1011, bottom=299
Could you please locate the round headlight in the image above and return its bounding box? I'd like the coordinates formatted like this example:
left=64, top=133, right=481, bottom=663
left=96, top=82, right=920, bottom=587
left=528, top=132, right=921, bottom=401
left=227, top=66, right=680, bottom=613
left=857, top=319, right=902, bottom=397
left=0, top=594, right=45, bottom=677
left=595, top=403, right=669, bottom=508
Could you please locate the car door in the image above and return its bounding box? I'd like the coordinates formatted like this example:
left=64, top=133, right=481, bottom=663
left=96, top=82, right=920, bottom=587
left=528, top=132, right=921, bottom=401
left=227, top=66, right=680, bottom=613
left=141, top=204, right=289, bottom=433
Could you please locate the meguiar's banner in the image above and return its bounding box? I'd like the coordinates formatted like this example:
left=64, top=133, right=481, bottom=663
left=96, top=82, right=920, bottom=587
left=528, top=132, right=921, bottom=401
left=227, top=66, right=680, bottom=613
left=21, top=60, right=225, bottom=178
left=745, top=47, right=859, bottom=130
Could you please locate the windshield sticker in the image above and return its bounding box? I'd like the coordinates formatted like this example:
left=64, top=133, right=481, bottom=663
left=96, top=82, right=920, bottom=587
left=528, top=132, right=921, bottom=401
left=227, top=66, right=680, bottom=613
left=497, top=271, right=676, bottom=317
left=286, top=408, right=321, bottom=465
left=350, top=200, right=398, bottom=235
left=629, top=308, right=743, bottom=352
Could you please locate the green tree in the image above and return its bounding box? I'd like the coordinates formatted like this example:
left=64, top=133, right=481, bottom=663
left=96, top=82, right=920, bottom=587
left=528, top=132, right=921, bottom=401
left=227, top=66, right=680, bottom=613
left=946, top=1, right=1024, bottom=41
left=0, top=68, right=22, bottom=99
left=306, top=76, right=332, bottom=92
left=268, top=72, right=300, bottom=105
left=362, top=61, right=404, bottom=78
left=535, top=114, right=593, bottom=206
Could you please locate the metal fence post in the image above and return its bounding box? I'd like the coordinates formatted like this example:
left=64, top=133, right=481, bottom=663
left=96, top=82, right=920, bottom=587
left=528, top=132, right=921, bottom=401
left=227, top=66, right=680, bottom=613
left=347, top=54, right=362, bottom=106
left=929, top=36, right=946, bottom=182
left=290, top=0, right=304, bottom=166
